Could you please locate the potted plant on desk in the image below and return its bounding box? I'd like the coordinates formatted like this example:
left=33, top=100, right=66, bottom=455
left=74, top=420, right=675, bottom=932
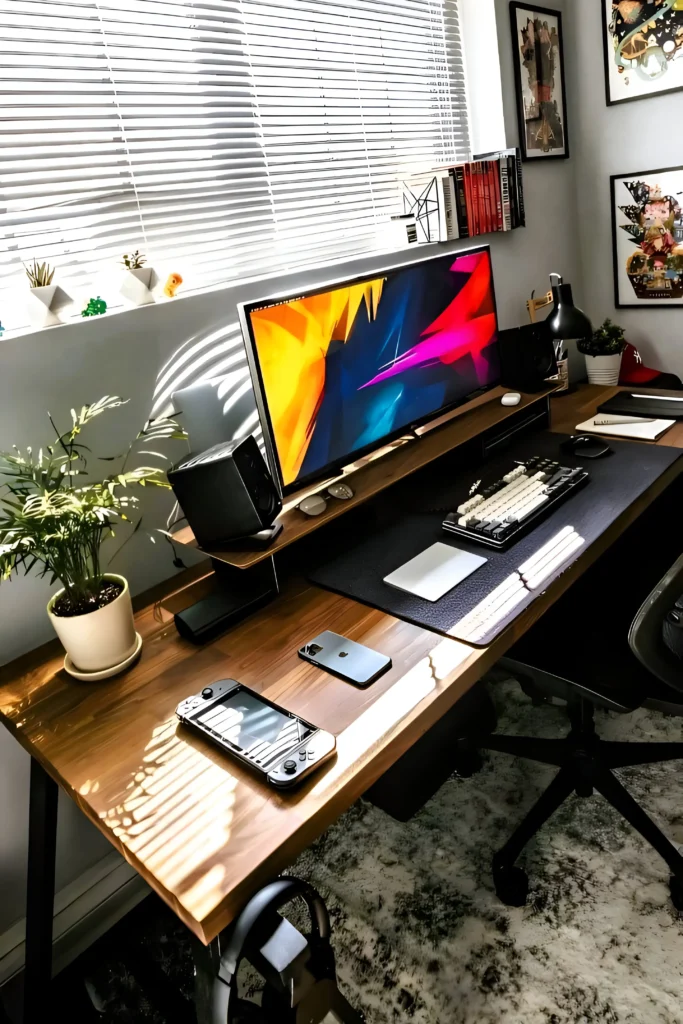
left=578, top=319, right=626, bottom=386
left=0, top=397, right=186, bottom=680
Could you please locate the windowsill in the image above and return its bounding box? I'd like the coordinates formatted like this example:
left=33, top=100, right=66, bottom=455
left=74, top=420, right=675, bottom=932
left=1, top=229, right=521, bottom=346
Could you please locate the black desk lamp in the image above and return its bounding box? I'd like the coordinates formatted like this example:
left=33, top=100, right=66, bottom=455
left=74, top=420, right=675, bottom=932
left=546, top=272, right=592, bottom=359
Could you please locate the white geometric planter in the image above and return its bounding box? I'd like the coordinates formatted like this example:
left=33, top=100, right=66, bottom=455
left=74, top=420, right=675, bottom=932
left=47, top=573, right=139, bottom=675
left=120, top=267, right=158, bottom=306
left=26, top=285, right=73, bottom=329
left=584, top=352, right=623, bottom=386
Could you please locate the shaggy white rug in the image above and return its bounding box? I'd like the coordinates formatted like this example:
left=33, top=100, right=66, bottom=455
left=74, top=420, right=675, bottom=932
left=293, top=678, right=683, bottom=1024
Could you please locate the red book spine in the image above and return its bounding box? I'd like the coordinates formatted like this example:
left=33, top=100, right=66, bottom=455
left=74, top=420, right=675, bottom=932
left=492, top=159, right=503, bottom=231
left=463, top=164, right=475, bottom=236
left=481, top=162, right=491, bottom=234
left=478, top=163, right=487, bottom=234
left=474, top=163, right=483, bottom=235
left=467, top=164, right=477, bottom=235
left=485, top=161, right=494, bottom=233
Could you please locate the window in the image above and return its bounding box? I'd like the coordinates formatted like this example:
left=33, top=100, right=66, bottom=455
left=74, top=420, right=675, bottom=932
left=1, top=0, right=471, bottom=328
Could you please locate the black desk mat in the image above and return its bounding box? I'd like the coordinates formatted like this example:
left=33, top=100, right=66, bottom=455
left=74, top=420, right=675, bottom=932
left=308, top=432, right=682, bottom=646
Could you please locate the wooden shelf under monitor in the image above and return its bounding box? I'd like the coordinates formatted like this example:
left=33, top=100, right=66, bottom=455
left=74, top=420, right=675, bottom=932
left=172, top=385, right=556, bottom=569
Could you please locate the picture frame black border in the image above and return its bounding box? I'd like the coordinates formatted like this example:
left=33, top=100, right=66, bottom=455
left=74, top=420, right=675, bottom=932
left=238, top=244, right=501, bottom=498
left=509, top=2, right=570, bottom=162
left=611, top=163, right=683, bottom=309
left=602, top=0, right=683, bottom=107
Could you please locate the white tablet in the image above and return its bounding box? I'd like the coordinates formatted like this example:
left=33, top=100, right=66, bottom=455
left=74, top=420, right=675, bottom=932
left=383, top=543, right=487, bottom=603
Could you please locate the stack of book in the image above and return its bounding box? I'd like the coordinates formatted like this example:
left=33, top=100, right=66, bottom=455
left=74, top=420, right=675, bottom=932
left=401, top=149, right=525, bottom=245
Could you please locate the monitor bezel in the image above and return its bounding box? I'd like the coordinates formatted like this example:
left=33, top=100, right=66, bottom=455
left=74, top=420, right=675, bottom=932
left=238, top=243, right=500, bottom=498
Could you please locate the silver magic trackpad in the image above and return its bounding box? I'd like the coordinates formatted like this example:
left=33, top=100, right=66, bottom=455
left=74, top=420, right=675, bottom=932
left=384, top=542, right=487, bottom=603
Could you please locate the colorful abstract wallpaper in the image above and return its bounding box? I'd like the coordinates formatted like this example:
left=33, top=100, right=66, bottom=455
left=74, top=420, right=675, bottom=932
left=248, top=249, right=500, bottom=489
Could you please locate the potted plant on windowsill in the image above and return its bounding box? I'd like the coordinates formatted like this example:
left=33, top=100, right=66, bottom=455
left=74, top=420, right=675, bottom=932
left=577, top=319, right=627, bottom=386
left=0, top=397, right=186, bottom=680
left=24, top=259, right=73, bottom=329
left=120, top=250, right=158, bottom=306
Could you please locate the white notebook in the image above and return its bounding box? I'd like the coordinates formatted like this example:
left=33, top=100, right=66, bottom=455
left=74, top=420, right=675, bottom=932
left=384, top=543, right=487, bottom=603
left=576, top=415, right=675, bottom=442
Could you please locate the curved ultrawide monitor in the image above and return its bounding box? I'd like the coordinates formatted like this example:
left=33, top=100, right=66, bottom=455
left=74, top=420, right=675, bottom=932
left=240, top=245, right=501, bottom=496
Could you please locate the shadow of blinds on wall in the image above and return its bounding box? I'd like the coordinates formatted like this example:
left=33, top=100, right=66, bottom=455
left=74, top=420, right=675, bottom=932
left=0, top=0, right=470, bottom=327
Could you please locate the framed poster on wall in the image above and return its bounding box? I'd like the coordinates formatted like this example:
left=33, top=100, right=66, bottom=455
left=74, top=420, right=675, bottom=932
left=611, top=166, right=683, bottom=308
left=602, top=1, right=683, bottom=106
left=509, top=3, right=569, bottom=161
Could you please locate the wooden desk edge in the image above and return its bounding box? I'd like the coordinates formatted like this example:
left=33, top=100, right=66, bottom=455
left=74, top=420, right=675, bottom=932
left=2, top=385, right=681, bottom=945
left=6, top=449, right=681, bottom=944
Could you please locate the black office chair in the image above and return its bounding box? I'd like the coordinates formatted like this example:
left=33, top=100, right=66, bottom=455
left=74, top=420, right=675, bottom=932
left=478, top=534, right=683, bottom=912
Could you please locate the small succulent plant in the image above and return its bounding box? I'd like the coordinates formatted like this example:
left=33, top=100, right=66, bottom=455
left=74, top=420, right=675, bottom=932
left=24, top=259, right=55, bottom=288
left=121, top=251, right=147, bottom=270
left=578, top=318, right=626, bottom=357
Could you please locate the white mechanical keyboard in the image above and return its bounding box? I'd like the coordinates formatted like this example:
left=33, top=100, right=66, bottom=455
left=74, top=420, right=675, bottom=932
left=443, top=456, right=589, bottom=549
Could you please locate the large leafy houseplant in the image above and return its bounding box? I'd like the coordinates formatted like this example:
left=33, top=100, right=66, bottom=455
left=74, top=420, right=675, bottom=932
left=0, top=396, right=186, bottom=674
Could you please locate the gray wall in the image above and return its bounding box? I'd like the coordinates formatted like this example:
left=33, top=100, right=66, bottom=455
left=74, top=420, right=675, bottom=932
left=0, top=0, right=580, bottom=940
left=569, top=0, right=683, bottom=374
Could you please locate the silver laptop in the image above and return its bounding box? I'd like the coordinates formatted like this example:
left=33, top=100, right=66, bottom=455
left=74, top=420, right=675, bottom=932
left=173, top=380, right=258, bottom=456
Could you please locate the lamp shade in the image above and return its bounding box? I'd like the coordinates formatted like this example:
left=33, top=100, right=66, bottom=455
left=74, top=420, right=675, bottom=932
left=546, top=275, right=592, bottom=341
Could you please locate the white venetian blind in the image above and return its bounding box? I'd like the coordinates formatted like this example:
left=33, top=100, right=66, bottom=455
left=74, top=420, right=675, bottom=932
left=0, top=0, right=470, bottom=325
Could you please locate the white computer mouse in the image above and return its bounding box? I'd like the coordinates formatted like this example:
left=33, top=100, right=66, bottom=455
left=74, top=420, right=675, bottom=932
left=298, top=494, right=328, bottom=517
left=501, top=392, right=522, bottom=407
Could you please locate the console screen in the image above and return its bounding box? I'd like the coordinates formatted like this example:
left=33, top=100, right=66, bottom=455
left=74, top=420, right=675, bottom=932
left=196, top=690, right=307, bottom=751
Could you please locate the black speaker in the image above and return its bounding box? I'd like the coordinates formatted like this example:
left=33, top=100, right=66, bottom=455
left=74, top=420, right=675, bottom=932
left=498, top=323, right=558, bottom=393
left=168, top=435, right=282, bottom=548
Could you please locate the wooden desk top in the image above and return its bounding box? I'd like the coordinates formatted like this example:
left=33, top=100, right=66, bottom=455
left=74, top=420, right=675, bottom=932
left=1, top=383, right=681, bottom=945
left=550, top=384, right=683, bottom=447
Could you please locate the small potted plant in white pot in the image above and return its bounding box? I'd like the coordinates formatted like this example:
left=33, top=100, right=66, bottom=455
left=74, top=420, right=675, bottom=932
left=120, top=250, right=158, bottom=306
left=578, top=319, right=627, bottom=386
left=24, top=259, right=73, bottom=329
left=0, top=397, right=185, bottom=680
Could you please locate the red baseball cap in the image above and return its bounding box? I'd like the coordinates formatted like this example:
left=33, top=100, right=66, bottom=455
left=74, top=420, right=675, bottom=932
left=619, top=342, right=660, bottom=385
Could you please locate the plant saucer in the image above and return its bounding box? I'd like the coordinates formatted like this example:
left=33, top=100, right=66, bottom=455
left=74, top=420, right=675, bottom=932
left=64, top=632, right=143, bottom=681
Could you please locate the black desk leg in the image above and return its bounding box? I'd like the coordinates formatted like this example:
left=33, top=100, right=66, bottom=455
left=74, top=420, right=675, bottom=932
left=23, top=758, right=58, bottom=1024
left=191, top=935, right=222, bottom=1024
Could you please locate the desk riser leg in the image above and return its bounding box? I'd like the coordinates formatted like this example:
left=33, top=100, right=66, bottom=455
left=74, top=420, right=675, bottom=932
left=23, top=758, right=58, bottom=1024
left=191, top=935, right=223, bottom=1024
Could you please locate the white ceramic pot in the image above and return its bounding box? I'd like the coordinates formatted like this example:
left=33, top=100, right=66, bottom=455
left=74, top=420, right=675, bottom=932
left=120, top=267, right=158, bottom=306
left=47, top=574, right=138, bottom=674
left=584, top=352, right=623, bottom=386
left=26, top=284, right=72, bottom=328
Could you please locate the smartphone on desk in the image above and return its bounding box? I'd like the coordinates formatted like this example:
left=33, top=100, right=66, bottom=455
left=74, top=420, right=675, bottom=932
left=298, top=631, right=392, bottom=688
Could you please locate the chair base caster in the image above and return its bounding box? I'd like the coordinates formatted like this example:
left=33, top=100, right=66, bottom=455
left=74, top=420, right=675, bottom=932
left=669, top=875, right=683, bottom=912
left=493, top=864, right=529, bottom=907
left=454, top=742, right=484, bottom=778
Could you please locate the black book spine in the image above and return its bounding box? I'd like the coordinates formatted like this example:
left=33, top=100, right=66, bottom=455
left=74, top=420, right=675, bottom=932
left=515, top=148, right=526, bottom=227
left=507, top=155, right=518, bottom=228
left=452, top=166, right=470, bottom=238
